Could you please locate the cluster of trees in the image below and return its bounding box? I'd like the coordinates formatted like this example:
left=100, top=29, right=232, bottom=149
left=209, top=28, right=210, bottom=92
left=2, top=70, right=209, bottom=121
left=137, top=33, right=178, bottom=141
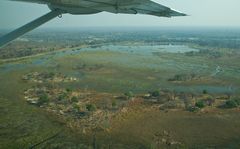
left=168, top=73, right=198, bottom=82
left=185, top=49, right=223, bottom=58
left=223, top=98, right=240, bottom=109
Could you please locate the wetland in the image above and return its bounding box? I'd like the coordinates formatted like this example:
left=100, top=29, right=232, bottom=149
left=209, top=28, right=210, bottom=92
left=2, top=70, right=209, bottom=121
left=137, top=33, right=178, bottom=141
left=0, top=27, right=240, bottom=148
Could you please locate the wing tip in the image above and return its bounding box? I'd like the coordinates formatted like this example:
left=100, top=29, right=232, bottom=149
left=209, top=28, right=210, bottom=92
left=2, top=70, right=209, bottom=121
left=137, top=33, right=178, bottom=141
left=169, top=9, right=188, bottom=17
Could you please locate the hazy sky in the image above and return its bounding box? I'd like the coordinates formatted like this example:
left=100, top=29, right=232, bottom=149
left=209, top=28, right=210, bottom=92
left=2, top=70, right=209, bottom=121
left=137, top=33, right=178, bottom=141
left=0, top=0, right=240, bottom=29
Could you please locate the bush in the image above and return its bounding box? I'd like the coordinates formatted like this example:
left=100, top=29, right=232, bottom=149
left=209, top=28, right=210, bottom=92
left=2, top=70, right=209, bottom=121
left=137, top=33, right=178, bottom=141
left=66, top=88, right=72, bottom=92
left=58, top=93, right=68, bottom=101
left=149, top=90, right=160, bottom=97
left=224, top=100, right=238, bottom=108
left=124, top=91, right=134, bottom=99
left=71, top=96, right=78, bottom=103
left=187, top=106, right=199, bottom=112
left=73, top=103, right=80, bottom=112
left=112, top=100, right=117, bottom=107
left=38, top=94, right=49, bottom=105
left=232, top=98, right=240, bottom=105
left=86, top=104, right=97, bottom=112
left=202, top=89, right=208, bottom=94
left=58, top=95, right=65, bottom=101
left=195, top=100, right=205, bottom=108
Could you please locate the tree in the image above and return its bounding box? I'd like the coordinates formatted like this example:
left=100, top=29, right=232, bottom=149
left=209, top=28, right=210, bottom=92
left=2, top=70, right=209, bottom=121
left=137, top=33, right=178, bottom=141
left=66, top=88, right=72, bottom=92
left=224, top=100, right=238, bottom=108
left=38, top=94, right=49, bottom=106
left=150, top=90, right=160, bottom=97
left=86, top=104, right=97, bottom=112
left=195, top=100, right=205, bottom=109
left=202, top=89, right=208, bottom=94
left=124, top=91, right=134, bottom=99
left=71, top=96, right=78, bottom=103
left=112, top=100, right=117, bottom=108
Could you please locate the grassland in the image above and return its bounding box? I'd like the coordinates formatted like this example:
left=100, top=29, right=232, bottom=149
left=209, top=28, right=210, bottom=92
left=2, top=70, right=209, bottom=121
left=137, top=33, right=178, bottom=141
left=0, top=28, right=240, bottom=148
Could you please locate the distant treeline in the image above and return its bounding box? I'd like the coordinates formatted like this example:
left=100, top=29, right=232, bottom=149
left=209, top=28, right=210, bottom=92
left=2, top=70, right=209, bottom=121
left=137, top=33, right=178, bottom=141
left=1, top=28, right=240, bottom=59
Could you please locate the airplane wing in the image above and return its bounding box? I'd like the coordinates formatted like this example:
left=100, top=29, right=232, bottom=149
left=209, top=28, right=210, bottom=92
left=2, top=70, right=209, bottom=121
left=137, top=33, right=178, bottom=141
left=87, top=0, right=186, bottom=17
left=0, top=0, right=186, bottom=48
left=0, top=9, right=64, bottom=48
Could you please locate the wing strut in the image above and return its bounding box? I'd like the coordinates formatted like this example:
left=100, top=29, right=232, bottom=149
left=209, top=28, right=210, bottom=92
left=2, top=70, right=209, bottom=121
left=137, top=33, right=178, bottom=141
left=0, top=9, right=64, bottom=48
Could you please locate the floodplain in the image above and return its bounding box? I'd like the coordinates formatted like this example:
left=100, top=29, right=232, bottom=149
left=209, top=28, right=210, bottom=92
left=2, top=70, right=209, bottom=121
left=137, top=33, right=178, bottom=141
left=0, top=28, right=240, bottom=148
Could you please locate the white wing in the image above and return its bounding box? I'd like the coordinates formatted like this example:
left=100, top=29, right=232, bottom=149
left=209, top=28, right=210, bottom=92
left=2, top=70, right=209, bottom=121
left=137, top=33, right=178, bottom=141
left=0, top=0, right=186, bottom=48
left=87, top=0, right=187, bottom=17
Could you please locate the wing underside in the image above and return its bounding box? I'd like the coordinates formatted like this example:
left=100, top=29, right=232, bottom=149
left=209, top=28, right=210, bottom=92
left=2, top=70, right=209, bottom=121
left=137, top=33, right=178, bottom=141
left=0, top=9, right=63, bottom=48
left=0, top=0, right=186, bottom=48
left=85, top=0, right=186, bottom=17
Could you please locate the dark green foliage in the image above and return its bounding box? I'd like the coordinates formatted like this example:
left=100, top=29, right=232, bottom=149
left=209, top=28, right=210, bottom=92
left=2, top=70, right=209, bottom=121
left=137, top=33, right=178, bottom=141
left=86, top=104, right=96, bottom=112
left=38, top=94, right=49, bottom=106
left=187, top=106, right=199, bottom=112
left=168, top=73, right=197, bottom=82
left=224, top=99, right=239, bottom=108
left=124, top=91, right=134, bottom=99
left=58, top=95, right=65, bottom=101
left=73, top=103, right=80, bottom=112
left=71, top=96, right=78, bottom=103
left=58, top=93, right=68, bottom=101
left=112, top=100, right=117, bottom=107
left=42, top=72, right=55, bottom=79
left=232, top=98, right=240, bottom=105
left=185, top=49, right=223, bottom=58
left=149, top=90, right=160, bottom=97
left=202, top=89, right=208, bottom=94
left=195, top=100, right=205, bottom=109
left=66, top=88, right=72, bottom=92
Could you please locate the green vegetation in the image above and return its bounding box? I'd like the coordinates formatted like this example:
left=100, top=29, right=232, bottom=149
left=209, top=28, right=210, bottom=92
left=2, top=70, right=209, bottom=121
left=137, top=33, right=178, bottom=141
left=124, top=91, right=134, bottom=99
left=112, top=100, right=117, bottom=107
left=66, top=88, right=72, bottom=92
left=38, top=94, right=49, bottom=106
left=1, top=29, right=240, bottom=148
left=187, top=106, right=199, bottom=112
left=195, top=100, right=205, bottom=109
left=149, top=90, right=160, bottom=97
left=168, top=73, right=198, bottom=82
left=223, top=98, right=240, bottom=108
left=73, top=103, right=81, bottom=112
left=71, top=96, right=78, bottom=103
left=203, top=89, right=208, bottom=94
left=86, top=104, right=97, bottom=112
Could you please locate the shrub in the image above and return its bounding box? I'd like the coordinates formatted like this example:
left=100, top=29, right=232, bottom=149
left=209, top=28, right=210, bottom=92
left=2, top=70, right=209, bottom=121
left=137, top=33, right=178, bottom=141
left=58, top=95, right=64, bottom=101
left=202, top=89, right=208, bottom=94
left=124, top=91, right=134, bottom=99
left=224, top=100, right=238, bottom=108
left=187, top=106, right=199, bottom=112
left=66, top=88, right=72, bottom=92
left=195, top=100, right=205, bottom=108
left=71, top=96, right=78, bottom=103
left=86, top=104, right=97, bottom=112
left=73, top=103, right=80, bottom=112
left=38, top=94, right=49, bottom=105
left=150, top=90, right=160, bottom=97
left=232, top=98, right=240, bottom=105
left=112, top=100, right=117, bottom=107
left=58, top=93, right=67, bottom=101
